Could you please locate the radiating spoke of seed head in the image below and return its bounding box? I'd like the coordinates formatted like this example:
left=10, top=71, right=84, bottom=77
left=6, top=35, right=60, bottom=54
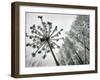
left=32, top=52, right=36, bottom=57
left=41, top=42, right=46, bottom=50
left=47, top=21, right=52, bottom=37
left=49, top=43, right=55, bottom=49
left=51, top=37, right=64, bottom=42
left=31, top=28, right=43, bottom=37
left=51, top=42, right=60, bottom=48
left=38, top=16, right=43, bottom=20
left=42, top=47, right=46, bottom=51
left=47, top=21, right=52, bottom=25
left=32, top=44, right=36, bottom=48
left=38, top=16, right=43, bottom=25
left=47, top=49, right=50, bottom=53
left=46, top=47, right=50, bottom=53
left=42, top=44, right=49, bottom=59
left=36, top=29, right=43, bottom=36
left=34, top=35, right=41, bottom=39
left=37, top=25, right=44, bottom=33
left=30, top=24, right=43, bottom=37
left=38, top=42, right=46, bottom=54
left=26, top=42, right=38, bottom=49
left=30, top=24, right=36, bottom=29
left=26, top=33, right=34, bottom=39
left=43, top=22, right=48, bottom=36
left=36, top=41, right=40, bottom=45
left=38, top=51, right=42, bottom=54
left=26, top=43, right=33, bottom=47
left=37, top=45, right=40, bottom=49
left=26, top=33, right=42, bottom=40
left=42, top=54, right=47, bottom=59
left=33, top=38, right=36, bottom=42
left=31, top=41, right=46, bottom=57
left=45, top=44, right=50, bottom=53
left=38, top=16, right=48, bottom=36
left=51, top=29, right=63, bottom=38
left=42, top=49, right=47, bottom=59
left=26, top=33, right=33, bottom=39
left=50, top=26, right=58, bottom=37
left=26, top=33, right=28, bottom=37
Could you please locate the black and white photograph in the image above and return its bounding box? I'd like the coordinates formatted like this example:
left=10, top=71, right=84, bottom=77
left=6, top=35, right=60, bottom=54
left=11, top=2, right=97, bottom=78
left=25, top=13, right=90, bottom=67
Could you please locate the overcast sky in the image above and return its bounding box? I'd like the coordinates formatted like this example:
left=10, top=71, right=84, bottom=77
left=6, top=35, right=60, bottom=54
left=26, top=12, right=76, bottom=32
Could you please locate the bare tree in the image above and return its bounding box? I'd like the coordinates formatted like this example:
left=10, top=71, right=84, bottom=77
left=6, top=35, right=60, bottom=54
left=67, top=15, right=90, bottom=64
left=59, top=15, right=90, bottom=65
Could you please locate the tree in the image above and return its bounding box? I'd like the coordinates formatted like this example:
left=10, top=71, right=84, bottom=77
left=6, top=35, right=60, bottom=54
left=58, top=15, right=90, bottom=65
left=66, top=15, right=90, bottom=64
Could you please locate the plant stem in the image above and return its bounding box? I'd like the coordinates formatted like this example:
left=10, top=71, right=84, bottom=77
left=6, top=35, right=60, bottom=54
left=46, top=40, right=60, bottom=66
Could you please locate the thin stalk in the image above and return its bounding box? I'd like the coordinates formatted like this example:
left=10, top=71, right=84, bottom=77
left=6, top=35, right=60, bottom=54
left=47, top=40, right=60, bottom=66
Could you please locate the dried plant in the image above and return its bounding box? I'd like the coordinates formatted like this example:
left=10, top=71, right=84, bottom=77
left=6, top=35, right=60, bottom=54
left=26, top=16, right=64, bottom=66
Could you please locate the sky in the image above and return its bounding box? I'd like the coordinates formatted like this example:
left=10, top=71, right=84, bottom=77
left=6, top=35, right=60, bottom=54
left=26, top=12, right=76, bottom=32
